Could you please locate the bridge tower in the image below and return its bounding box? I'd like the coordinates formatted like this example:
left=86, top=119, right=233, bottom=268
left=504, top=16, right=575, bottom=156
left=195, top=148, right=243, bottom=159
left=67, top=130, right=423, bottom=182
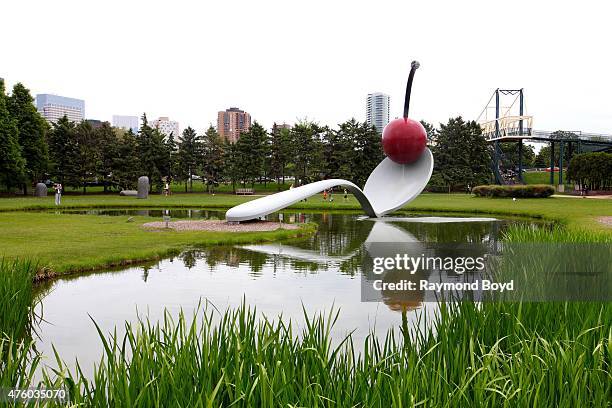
left=478, top=89, right=533, bottom=184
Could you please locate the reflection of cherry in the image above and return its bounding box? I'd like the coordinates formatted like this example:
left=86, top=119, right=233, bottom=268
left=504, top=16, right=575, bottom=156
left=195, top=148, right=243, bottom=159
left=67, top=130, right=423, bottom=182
left=382, top=61, right=427, bottom=164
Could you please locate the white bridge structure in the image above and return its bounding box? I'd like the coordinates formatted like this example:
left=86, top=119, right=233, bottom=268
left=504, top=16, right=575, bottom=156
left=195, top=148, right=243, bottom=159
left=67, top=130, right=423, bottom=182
left=226, top=149, right=434, bottom=222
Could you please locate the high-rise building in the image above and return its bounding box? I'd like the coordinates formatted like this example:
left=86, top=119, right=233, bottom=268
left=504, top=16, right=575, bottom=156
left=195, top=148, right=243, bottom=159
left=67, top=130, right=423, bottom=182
left=217, top=107, right=251, bottom=143
left=36, top=94, right=85, bottom=124
left=366, top=92, right=390, bottom=133
left=150, top=116, right=180, bottom=138
left=112, top=115, right=139, bottom=133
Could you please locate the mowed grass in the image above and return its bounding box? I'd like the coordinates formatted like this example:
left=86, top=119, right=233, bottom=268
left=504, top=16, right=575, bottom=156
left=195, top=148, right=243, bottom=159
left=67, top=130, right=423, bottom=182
left=1, top=192, right=610, bottom=230
left=0, top=212, right=314, bottom=277
left=523, top=170, right=566, bottom=186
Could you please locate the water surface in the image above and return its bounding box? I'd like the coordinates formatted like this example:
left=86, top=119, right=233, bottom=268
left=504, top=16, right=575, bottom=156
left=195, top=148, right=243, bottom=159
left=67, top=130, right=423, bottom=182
left=33, top=210, right=529, bottom=376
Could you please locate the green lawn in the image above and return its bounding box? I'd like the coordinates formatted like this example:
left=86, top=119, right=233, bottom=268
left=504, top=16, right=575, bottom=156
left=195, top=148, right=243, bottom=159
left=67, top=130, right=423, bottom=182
left=522, top=170, right=569, bottom=186
left=1, top=192, right=610, bottom=230
left=0, top=211, right=314, bottom=277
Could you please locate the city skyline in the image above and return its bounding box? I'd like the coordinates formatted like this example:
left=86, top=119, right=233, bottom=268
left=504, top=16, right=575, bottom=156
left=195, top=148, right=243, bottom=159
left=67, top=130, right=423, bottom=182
left=3, top=1, right=611, bottom=134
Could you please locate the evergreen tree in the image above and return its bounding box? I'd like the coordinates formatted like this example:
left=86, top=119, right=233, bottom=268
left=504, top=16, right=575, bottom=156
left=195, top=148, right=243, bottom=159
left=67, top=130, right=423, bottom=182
left=201, top=126, right=224, bottom=193
left=269, top=124, right=293, bottom=188
left=72, top=120, right=98, bottom=192
left=291, top=121, right=325, bottom=185
left=7, top=83, right=49, bottom=193
left=112, top=129, right=140, bottom=189
left=48, top=115, right=77, bottom=186
left=431, top=117, right=491, bottom=191
left=137, top=114, right=171, bottom=192
left=323, top=125, right=351, bottom=180
left=0, top=79, right=26, bottom=191
left=420, top=120, right=436, bottom=142
left=97, top=122, right=119, bottom=192
left=176, top=126, right=201, bottom=192
left=166, top=132, right=178, bottom=183
left=222, top=138, right=240, bottom=193
left=350, top=120, right=383, bottom=187
left=248, top=122, right=267, bottom=185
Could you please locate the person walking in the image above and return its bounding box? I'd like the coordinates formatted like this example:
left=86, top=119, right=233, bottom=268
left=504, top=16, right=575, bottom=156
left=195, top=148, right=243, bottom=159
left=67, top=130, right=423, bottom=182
left=343, top=188, right=348, bottom=202
left=54, top=183, right=62, bottom=205
left=323, top=189, right=328, bottom=201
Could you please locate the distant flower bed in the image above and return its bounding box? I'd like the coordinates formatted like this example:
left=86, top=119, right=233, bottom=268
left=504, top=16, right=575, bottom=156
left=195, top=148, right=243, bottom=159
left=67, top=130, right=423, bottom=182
left=472, top=184, right=555, bottom=198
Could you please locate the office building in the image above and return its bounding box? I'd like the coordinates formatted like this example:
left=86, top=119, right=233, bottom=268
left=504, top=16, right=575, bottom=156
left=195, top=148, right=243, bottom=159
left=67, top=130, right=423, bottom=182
left=36, top=94, right=85, bottom=123
left=217, top=107, right=251, bottom=143
left=112, top=115, right=139, bottom=133
left=366, top=92, right=390, bottom=133
left=150, top=116, right=180, bottom=138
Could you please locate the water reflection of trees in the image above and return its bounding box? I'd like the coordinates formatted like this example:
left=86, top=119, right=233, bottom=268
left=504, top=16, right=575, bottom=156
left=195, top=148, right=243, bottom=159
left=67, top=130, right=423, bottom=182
left=175, top=215, right=511, bottom=280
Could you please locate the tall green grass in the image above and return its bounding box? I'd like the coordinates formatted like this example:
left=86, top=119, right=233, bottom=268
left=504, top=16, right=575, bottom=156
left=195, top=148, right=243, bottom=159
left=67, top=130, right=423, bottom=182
left=0, top=259, right=38, bottom=339
left=40, top=298, right=610, bottom=407
left=0, top=260, right=42, bottom=392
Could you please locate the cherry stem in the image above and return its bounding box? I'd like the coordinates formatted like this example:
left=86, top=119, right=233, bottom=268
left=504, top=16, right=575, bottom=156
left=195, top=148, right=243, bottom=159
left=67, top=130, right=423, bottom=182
left=403, top=61, right=420, bottom=119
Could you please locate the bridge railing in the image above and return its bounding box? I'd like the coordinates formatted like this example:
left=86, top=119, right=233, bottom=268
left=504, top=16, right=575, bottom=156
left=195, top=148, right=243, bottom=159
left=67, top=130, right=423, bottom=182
left=480, top=116, right=533, bottom=140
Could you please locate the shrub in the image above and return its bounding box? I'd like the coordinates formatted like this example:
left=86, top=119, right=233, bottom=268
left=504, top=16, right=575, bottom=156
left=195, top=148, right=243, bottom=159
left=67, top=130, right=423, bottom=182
left=472, top=184, right=555, bottom=198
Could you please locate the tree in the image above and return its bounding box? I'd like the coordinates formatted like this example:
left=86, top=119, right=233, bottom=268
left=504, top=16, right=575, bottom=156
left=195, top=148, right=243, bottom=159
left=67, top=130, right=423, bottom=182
left=500, top=142, right=536, bottom=169
left=567, top=152, right=612, bottom=191
left=137, top=114, right=171, bottom=192
left=222, top=138, right=240, bottom=193
left=176, top=126, right=201, bottom=192
left=48, top=115, right=77, bottom=186
left=322, top=125, right=351, bottom=181
left=201, top=126, right=224, bottom=193
left=291, top=121, right=325, bottom=185
left=72, top=120, right=98, bottom=192
left=0, top=79, right=26, bottom=191
left=165, top=132, right=178, bottom=183
left=431, top=117, right=491, bottom=191
left=7, top=83, right=49, bottom=193
left=269, top=124, right=293, bottom=188
left=349, top=119, right=383, bottom=187
left=97, top=122, right=119, bottom=192
left=112, top=129, right=140, bottom=189
left=420, top=120, right=436, bottom=142
left=235, top=122, right=267, bottom=187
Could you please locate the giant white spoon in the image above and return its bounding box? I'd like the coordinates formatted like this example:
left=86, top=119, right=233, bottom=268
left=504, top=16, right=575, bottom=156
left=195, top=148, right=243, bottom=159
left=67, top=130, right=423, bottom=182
left=224, top=148, right=432, bottom=222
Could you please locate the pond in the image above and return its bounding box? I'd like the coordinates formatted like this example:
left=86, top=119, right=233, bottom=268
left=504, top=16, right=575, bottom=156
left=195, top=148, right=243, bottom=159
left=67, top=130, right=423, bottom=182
left=33, top=209, right=533, bottom=376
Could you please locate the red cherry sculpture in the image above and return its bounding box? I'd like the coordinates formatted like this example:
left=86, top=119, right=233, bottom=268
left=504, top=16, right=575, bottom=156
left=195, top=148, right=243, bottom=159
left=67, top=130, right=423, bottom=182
left=382, top=118, right=427, bottom=164
left=382, top=61, right=427, bottom=164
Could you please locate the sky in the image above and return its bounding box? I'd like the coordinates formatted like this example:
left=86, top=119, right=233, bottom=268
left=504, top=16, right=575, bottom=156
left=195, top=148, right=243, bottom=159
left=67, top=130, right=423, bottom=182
left=2, top=0, right=611, bottom=136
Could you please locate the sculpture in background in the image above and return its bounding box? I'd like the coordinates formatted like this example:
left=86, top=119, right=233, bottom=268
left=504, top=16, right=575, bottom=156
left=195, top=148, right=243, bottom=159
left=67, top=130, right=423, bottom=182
left=137, top=176, right=149, bottom=199
left=34, top=183, right=47, bottom=197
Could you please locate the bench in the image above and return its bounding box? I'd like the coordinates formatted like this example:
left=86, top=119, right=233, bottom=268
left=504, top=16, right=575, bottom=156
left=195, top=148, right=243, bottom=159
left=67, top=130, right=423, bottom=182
left=235, top=188, right=254, bottom=195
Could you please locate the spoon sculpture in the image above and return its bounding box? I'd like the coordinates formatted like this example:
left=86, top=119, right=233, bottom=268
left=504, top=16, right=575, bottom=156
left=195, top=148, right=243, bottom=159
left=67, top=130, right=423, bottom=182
left=226, top=61, right=434, bottom=222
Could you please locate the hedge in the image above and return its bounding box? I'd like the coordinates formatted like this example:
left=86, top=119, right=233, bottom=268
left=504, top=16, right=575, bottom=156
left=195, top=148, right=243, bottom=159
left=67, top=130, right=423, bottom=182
left=472, top=184, right=555, bottom=198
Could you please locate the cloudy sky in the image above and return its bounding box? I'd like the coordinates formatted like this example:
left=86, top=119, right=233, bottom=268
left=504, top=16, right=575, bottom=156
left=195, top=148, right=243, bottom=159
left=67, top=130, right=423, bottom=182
left=2, top=0, right=611, bottom=135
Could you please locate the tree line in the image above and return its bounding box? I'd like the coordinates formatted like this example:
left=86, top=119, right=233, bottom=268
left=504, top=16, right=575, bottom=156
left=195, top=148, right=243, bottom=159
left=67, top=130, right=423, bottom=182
left=567, top=152, right=612, bottom=191
left=1, top=79, right=497, bottom=195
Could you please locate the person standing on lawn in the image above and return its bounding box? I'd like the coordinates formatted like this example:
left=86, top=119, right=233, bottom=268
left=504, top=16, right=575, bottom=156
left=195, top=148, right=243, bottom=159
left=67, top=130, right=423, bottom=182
left=54, top=183, right=62, bottom=205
